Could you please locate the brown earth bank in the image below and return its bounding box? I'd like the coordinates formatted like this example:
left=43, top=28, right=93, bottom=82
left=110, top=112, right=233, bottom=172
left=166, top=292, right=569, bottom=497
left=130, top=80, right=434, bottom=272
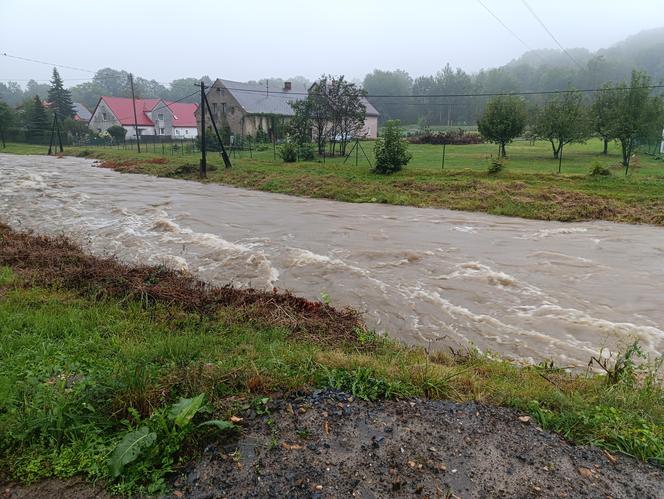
left=4, top=389, right=663, bottom=499
left=0, top=223, right=365, bottom=347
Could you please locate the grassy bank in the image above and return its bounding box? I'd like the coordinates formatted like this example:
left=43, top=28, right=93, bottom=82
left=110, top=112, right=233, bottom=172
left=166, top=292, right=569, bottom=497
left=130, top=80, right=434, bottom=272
left=3, top=138, right=664, bottom=224
left=0, top=224, right=662, bottom=495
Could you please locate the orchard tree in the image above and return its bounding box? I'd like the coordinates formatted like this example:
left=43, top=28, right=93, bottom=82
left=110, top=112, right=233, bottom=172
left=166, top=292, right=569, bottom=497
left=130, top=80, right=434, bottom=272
left=477, top=95, right=527, bottom=157
left=331, top=77, right=367, bottom=156
left=591, top=84, right=617, bottom=155
left=608, top=70, right=664, bottom=174
left=534, top=90, right=590, bottom=168
left=47, top=68, right=75, bottom=120
left=295, top=75, right=367, bottom=156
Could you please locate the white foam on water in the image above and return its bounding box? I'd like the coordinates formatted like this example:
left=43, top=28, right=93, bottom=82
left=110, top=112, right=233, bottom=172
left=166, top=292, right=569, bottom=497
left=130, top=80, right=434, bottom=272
left=452, top=225, right=477, bottom=233
left=440, top=261, right=545, bottom=297
left=406, top=287, right=601, bottom=361
left=521, top=227, right=588, bottom=240
left=517, top=303, right=664, bottom=353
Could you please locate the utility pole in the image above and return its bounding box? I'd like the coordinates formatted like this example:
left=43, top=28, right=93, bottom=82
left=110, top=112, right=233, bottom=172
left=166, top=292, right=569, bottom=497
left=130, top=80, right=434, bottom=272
left=55, top=114, right=63, bottom=153
left=202, top=84, right=232, bottom=168
left=441, top=143, right=446, bottom=170
left=0, top=123, right=5, bottom=148
left=200, top=81, right=207, bottom=177
left=129, top=73, right=141, bottom=153
left=47, top=114, right=56, bottom=155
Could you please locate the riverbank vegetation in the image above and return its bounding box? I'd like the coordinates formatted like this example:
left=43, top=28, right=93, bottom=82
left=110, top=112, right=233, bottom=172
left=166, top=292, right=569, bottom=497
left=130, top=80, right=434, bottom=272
left=0, top=224, right=662, bottom=494
left=3, top=136, right=664, bottom=225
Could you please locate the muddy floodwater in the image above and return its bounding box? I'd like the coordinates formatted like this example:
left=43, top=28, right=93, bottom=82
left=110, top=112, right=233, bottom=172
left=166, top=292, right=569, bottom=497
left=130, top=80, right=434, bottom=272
left=2, top=154, right=663, bottom=365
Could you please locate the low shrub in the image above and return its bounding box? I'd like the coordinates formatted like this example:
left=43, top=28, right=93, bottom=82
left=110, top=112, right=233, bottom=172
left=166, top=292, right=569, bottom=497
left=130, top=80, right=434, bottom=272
left=408, top=128, right=484, bottom=145
left=279, top=142, right=298, bottom=163
left=298, top=143, right=315, bottom=161
left=374, top=120, right=412, bottom=174
left=488, top=158, right=505, bottom=174
left=590, top=163, right=611, bottom=177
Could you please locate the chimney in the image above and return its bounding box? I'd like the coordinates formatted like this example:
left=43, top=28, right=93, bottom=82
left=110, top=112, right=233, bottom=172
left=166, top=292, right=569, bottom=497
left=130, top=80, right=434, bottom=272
left=283, top=81, right=292, bottom=91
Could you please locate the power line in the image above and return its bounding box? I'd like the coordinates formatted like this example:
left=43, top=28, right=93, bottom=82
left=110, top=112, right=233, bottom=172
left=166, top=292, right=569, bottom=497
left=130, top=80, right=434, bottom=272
left=0, top=52, right=174, bottom=86
left=519, top=0, right=583, bottom=70
left=475, top=0, right=536, bottom=54
left=219, top=83, right=664, bottom=99
left=1, top=52, right=96, bottom=74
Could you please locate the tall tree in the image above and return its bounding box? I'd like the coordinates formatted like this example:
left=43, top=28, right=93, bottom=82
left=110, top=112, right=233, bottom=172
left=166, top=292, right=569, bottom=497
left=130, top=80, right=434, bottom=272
left=330, top=77, right=367, bottom=155
left=608, top=70, right=664, bottom=173
left=47, top=68, right=75, bottom=119
left=26, top=95, right=50, bottom=143
left=534, top=90, right=590, bottom=165
left=591, top=84, right=617, bottom=154
left=477, top=96, right=527, bottom=157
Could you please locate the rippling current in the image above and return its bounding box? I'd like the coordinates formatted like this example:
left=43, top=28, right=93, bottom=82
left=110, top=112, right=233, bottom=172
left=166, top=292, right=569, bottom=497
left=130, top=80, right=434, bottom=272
left=2, top=154, right=663, bottom=365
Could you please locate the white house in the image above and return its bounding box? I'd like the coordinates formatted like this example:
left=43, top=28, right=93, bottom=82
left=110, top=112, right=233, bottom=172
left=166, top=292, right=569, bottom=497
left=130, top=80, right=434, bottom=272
left=89, top=96, right=198, bottom=139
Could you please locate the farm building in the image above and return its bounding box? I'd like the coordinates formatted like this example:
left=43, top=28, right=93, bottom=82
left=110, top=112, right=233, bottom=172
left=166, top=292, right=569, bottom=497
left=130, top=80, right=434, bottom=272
left=196, top=79, right=379, bottom=141
left=88, top=96, right=198, bottom=139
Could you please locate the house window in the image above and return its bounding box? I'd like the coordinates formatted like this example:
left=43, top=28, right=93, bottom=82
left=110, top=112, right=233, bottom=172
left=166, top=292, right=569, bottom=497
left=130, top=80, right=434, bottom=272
left=175, top=129, right=180, bottom=135
left=212, top=103, right=217, bottom=114
left=102, top=112, right=107, bottom=121
left=231, top=106, right=235, bottom=115
left=158, top=113, right=164, bottom=121
left=185, top=129, right=189, bottom=135
left=221, top=103, right=226, bottom=113
left=159, top=128, right=165, bottom=135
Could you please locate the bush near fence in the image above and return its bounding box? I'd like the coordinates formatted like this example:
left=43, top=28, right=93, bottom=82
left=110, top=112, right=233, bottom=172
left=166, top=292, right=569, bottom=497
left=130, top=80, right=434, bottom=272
left=408, top=128, right=484, bottom=145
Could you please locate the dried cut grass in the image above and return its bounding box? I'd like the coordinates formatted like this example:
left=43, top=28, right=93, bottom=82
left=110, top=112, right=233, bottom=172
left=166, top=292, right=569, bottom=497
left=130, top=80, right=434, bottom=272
left=0, top=223, right=366, bottom=346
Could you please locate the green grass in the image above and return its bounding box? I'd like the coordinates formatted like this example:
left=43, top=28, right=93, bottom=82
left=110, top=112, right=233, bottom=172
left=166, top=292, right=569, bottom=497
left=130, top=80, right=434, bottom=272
left=1, top=262, right=662, bottom=494
left=3, top=138, right=664, bottom=224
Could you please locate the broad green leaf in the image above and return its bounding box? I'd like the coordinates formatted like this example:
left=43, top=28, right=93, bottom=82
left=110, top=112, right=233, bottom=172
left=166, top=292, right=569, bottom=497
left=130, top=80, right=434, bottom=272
left=168, top=393, right=205, bottom=428
left=108, top=427, right=157, bottom=477
left=199, top=419, right=237, bottom=432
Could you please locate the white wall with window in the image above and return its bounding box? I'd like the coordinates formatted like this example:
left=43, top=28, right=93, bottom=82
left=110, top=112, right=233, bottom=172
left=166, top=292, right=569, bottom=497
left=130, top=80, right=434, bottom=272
left=172, top=127, right=198, bottom=139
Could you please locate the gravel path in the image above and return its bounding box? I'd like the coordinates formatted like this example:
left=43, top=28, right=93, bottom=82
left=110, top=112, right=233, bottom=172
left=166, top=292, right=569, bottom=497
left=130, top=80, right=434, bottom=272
left=175, top=390, right=663, bottom=498
left=4, top=390, right=662, bottom=498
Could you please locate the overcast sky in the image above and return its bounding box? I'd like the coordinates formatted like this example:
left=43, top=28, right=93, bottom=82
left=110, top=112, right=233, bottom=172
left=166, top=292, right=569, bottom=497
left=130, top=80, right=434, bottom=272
left=1, top=0, right=662, bottom=86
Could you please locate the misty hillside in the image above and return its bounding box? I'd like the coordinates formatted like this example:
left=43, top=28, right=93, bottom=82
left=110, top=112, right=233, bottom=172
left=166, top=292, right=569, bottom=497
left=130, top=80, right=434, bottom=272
left=506, top=27, right=664, bottom=83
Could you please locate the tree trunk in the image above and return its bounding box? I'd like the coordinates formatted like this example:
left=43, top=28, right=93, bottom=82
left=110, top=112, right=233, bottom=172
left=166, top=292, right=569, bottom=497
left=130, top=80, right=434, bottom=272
left=620, top=139, right=630, bottom=174
left=550, top=140, right=558, bottom=159
left=500, top=142, right=506, bottom=158
left=602, top=138, right=608, bottom=155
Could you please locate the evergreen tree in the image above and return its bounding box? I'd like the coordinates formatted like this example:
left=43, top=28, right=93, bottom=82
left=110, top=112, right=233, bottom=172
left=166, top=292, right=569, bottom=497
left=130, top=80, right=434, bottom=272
left=27, top=95, right=50, bottom=143
left=47, top=68, right=75, bottom=120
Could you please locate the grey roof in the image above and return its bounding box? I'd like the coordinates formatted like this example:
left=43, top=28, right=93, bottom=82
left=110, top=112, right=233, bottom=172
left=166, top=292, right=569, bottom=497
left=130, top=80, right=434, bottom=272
left=73, top=102, right=92, bottom=121
left=216, top=79, right=379, bottom=117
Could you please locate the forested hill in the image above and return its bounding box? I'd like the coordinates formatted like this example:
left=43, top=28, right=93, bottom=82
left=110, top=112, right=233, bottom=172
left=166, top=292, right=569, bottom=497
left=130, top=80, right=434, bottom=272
left=364, top=27, right=664, bottom=125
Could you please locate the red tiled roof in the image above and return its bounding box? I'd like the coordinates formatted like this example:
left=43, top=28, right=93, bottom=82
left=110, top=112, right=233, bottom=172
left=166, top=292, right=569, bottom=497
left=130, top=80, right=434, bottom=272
left=99, top=97, right=197, bottom=127
left=170, top=102, right=198, bottom=127
left=100, top=96, right=154, bottom=126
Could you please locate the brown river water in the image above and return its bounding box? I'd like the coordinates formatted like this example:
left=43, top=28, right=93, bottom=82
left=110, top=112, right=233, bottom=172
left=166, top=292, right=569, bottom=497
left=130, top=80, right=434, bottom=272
left=1, top=154, right=663, bottom=365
